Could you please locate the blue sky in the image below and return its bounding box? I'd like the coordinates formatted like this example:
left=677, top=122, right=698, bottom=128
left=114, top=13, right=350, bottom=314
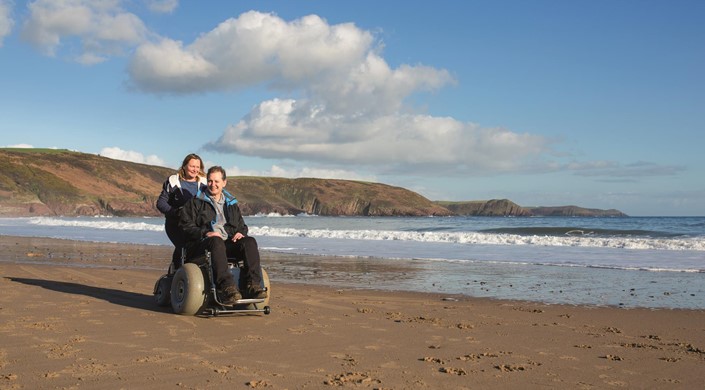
left=1, top=0, right=703, bottom=216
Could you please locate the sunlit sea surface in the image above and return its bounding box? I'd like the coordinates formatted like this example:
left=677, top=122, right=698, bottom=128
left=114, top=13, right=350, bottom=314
left=1, top=215, right=703, bottom=309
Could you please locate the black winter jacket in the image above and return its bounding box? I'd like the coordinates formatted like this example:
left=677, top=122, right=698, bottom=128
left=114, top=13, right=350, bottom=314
left=179, top=189, right=249, bottom=246
left=156, top=174, right=207, bottom=220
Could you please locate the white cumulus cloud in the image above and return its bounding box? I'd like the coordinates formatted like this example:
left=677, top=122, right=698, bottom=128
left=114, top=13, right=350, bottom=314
left=128, top=11, right=549, bottom=174
left=21, top=0, right=149, bottom=63
left=208, top=98, right=549, bottom=175
left=16, top=5, right=553, bottom=176
left=128, top=11, right=380, bottom=94
left=99, top=147, right=164, bottom=166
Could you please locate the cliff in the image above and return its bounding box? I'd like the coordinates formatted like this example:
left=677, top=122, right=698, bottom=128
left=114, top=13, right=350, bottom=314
left=0, top=148, right=626, bottom=218
left=0, top=148, right=171, bottom=216
left=0, top=148, right=451, bottom=217
left=231, top=176, right=451, bottom=216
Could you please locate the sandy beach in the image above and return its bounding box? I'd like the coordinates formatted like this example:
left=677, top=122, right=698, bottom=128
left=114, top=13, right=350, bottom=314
left=1, top=235, right=704, bottom=389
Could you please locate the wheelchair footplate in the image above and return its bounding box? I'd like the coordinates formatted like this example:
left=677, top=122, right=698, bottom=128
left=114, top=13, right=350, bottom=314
left=205, top=292, right=272, bottom=317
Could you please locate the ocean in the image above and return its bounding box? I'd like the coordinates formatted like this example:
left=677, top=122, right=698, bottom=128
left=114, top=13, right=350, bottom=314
left=1, top=215, right=703, bottom=309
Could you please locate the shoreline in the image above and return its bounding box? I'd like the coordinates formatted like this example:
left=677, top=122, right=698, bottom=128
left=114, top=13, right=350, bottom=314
left=2, top=234, right=702, bottom=310
left=1, top=235, right=705, bottom=388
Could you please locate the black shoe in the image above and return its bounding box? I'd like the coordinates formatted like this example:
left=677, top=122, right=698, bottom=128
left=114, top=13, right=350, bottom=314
left=219, top=284, right=242, bottom=305
left=244, top=284, right=267, bottom=299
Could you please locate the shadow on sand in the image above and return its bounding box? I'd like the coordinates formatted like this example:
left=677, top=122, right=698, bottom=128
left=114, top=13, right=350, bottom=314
left=6, top=277, right=168, bottom=313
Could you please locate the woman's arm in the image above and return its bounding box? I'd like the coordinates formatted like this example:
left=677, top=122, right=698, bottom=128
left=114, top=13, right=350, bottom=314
left=156, top=180, right=175, bottom=216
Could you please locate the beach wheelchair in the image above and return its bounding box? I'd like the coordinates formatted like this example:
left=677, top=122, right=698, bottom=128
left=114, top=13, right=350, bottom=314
left=153, top=249, right=271, bottom=317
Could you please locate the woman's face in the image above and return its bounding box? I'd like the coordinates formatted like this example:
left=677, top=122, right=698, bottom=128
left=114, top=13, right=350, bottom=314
left=184, top=159, right=201, bottom=180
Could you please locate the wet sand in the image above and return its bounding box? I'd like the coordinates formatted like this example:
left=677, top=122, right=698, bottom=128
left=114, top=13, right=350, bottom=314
left=1, top=235, right=704, bottom=389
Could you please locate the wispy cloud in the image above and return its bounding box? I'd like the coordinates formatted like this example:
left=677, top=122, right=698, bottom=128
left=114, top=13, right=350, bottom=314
left=0, top=0, right=13, bottom=47
left=3, top=143, right=35, bottom=148
left=569, top=160, right=685, bottom=178
left=225, top=164, right=376, bottom=182
left=147, top=0, right=178, bottom=14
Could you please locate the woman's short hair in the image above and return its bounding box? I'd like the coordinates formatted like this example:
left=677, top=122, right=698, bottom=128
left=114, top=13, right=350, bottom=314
left=207, top=166, right=227, bottom=181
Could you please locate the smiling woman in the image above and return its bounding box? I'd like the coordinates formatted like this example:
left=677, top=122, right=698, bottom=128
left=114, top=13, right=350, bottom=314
left=156, top=153, right=207, bottom=264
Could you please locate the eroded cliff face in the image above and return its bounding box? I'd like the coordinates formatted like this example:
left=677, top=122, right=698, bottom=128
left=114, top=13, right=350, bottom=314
left=237, top=178, right=452, bottom=216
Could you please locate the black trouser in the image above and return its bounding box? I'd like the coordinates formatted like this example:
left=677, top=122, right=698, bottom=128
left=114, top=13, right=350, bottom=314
left=164, top=218, right=186, bottom=263
left=186, top=236, right=262, bottom=290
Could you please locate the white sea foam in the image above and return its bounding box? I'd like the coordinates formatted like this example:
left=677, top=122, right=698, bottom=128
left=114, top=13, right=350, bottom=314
left=27, top=216, right=164, bottom=232
left=249, top=226, right=705, bottom=252
left=250, top=212, right=296, bottom=217
left=20, top=217, right=705, bottom=251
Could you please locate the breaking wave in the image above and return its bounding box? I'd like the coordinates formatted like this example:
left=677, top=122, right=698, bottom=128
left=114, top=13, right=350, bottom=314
left=18, top=216, right=705, bottom=251
left=250, top=226, right=705, bottom=251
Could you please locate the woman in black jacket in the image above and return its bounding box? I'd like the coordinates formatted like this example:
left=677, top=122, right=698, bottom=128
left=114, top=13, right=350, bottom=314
left=156, top=153, right=207, bottom=264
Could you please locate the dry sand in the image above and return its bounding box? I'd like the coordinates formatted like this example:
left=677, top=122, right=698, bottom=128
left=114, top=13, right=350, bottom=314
left=1, top=235, right=704, bottom=389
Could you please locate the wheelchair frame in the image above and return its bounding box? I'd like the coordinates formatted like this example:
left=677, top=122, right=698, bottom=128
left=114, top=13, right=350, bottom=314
left=154, top=249, right=271, bottom=317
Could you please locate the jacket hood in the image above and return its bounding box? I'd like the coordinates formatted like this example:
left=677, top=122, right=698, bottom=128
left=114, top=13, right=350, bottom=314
left=196, top=188, right=238, bottom=206
left=168, top=174, right=207, bottom=188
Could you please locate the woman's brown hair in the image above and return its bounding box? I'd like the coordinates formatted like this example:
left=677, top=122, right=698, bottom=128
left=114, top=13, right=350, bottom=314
left=178, top=153, right=206, bottom=180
